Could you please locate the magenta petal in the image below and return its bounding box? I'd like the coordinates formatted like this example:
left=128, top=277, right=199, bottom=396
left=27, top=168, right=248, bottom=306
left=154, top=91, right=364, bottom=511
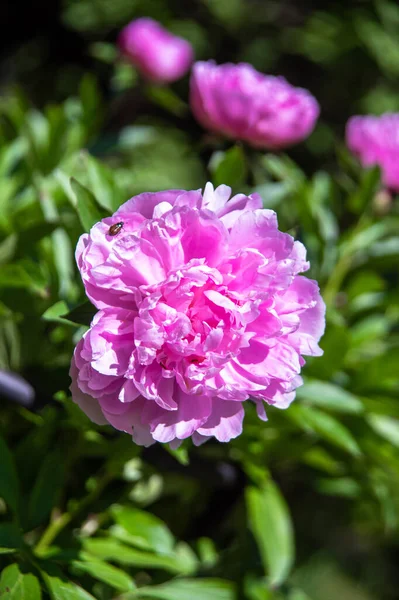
left=190, top=61, right=319, bottom=149
left=118, top=19, right=193, bottom=84
left=346, top=113, right=399, bottom=192
left=196, top=400, right=244, bottom=442
left=71, top=182, right=325, bottom=445
left=149, top=390, right=212, bottom=443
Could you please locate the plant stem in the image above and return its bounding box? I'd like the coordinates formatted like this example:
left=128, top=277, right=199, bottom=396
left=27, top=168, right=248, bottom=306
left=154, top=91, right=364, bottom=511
left=323, top=213, right=372, bottom=308
left=323, top=253, right=353, bottom=308
left=34, top=471, right=112, bottom=555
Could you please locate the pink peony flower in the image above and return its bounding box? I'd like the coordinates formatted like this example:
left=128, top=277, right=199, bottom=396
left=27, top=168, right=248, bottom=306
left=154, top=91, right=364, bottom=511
left=118, top=18, right=193, bottom=84
left=190, top=61, right=319, bottom=149
left=346, top=114, right=399, bottom=192
left=71, top=184, right=325, bottom=446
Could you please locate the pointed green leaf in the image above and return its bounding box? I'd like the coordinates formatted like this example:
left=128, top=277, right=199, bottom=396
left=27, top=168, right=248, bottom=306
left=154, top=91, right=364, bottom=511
left=27, top=450, right=64, bottom=529
left=297, top=380, right=364, bottom=414
left=42, top=301, right=75, bottom=326
left=42, top=565, right=95, bottom=600
left=72, top=558, right=135, bottom=592
left=288, top=405, right=361, bottom=456
left=83, top=538, right=188, bottom=574
left=71, top=178, right=108, bottom=232
left=123, top=578, right=236, bottom=600
left=86, top=154, right=124, bottom=212
left=246, top=481, right=294, bottom=587
left=61, top=301, right=97, bottom=326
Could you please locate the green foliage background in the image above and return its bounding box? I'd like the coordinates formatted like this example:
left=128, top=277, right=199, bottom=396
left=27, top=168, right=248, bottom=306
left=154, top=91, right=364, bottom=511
left=0, top=0, right=399, bottom=598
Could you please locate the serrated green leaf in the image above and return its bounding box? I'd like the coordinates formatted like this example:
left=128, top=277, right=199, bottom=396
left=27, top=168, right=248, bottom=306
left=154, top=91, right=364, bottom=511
left=246, top=481, right=294, bottom=587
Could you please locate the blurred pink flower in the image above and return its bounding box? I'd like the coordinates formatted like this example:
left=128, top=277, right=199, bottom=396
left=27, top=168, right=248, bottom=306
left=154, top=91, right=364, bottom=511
left=71, top=184, right=325, bottom=446
left=346, top=114, right=399, bottom=191
left=190, top=61, right=319, bottom=149
left=118, top=18, right=193, bottom=83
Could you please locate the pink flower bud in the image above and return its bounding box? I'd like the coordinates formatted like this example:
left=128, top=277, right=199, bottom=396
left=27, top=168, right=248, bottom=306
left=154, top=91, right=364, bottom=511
left=118, top=18, right=194, bottom=84
left=190, top=61, right=319, bottom=149
left=346, top=114, right=399, bottom=192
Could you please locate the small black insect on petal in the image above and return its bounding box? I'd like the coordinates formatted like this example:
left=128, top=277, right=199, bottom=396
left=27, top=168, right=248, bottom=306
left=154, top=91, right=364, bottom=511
left=108, top=222, right=124, bottom=236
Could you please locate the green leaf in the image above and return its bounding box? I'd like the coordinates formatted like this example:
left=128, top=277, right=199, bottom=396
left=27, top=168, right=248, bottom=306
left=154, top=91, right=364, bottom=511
left=42, top=301, right=75, bottom=326
left=72, top=557, right=135, bottom=592
left=61, top=301, right=97, bottom=326
left=89, top=42, right=118, bottom=64
left=246, top=481, right=294, bottom=587
left=146, top=85, right=188, bottom=118
left=251, top=182, right=292, bottom=209
left=316, top=477, right=361, bottom=498
left=261, top=153, right=305, bottom=184
left=83, top=538, right=189, bottom=574
left=0, top=235, right=17, bottom=265
left=38, top=185, right=75, bottom=299
left=0, top=564, right=42, bottom=599
left=288, top=405, right=361, bottom=456
left=368, top=415, right=399, bottom=448
left=307, top=324, right=350, bottom=379
left=27, top=450, right=64, bottom=529
left=210, top=146, right=248, bottom=188
left=71, top=177, right=108, bottom=232
left=111, top=505, right=175, bottom=554
left=42, top=566, right=95, bottom=600
left=297, top=380, right=364, bottom=414
left=244, top=576, right=275, bottom=600
left=123, top=578, right=236, bottom=600
left=0, top=522, right=24, bottom=554
left=0, top=264, right=35, bottom=290
left=197, top=537, right=218, bottom=568
left=165, top=444, right=190, bottom=466
left=348, top=165, right=381, bottom=213
left=79, top=74, right=103, bottom=137
left=0, top=434, right=19, bottom=513
left=85, top=153, right=125, bottom=212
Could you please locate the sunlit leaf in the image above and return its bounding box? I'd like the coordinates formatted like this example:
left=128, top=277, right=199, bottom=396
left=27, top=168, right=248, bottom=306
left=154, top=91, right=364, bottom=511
left=0, top=564, right=42, bottom=600
left=122, top=578, right=236, bottom=600
left=72, top=557, right=135, bottom=592
left=246, top=481, right=294, bottom=587
left=288, top=405, right=361, bottom=456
